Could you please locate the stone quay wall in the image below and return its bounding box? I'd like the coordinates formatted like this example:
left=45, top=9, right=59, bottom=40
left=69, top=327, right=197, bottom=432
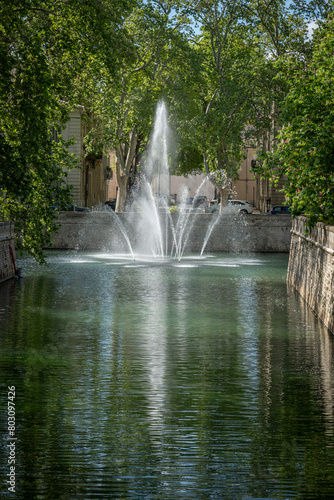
left=50, top=212, right=292, bottom=253
left=287, top=217, right=334, bottom=334
left=0, top=222, right=16, bottom=284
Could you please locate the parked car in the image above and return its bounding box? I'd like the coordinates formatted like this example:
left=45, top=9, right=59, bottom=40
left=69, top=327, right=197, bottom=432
left=105, top=199, right=116, bottom=210
left=270, top=205, right=291, bottom=215
left=50, top=203, right=90, bottom=212
left=227, top=199, right=253, bottom=214
left=207, top=200, right=254, bottom=214
left=206, top=203, right=221, bottom=213
left=193, top=195, right=209, bottom=209
left=67, top=205, right=91, bottom=212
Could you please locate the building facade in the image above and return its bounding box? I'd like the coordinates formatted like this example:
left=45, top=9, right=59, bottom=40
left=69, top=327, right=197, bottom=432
left=61, top=110, right=117, bottom=208
left=232, top=147, right=257, bottom=207
left=256, top=176, right=287, bottom=213
left=61, top=112, right=287, bottom=212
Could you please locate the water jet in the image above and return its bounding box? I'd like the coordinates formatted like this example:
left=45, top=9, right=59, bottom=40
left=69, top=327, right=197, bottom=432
left=111, top=101, right=216, bottom=261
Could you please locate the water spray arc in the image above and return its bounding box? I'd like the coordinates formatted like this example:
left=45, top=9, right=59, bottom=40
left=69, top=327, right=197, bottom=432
left=108, top=100, right=219, bottom=261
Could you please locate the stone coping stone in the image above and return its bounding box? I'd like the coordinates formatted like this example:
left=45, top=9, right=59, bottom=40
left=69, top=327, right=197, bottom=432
left=55, top=212, right=292, bottom=224
left=295, top=215, right=334, bottom=234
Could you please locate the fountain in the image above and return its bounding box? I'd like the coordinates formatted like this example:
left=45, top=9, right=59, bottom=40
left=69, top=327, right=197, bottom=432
left=108, top=101, right=218, bottom=261
left=84, top=101, right=279, bottom=258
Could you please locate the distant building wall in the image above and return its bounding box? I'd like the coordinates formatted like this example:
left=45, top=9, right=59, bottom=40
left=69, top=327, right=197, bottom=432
left=169, top=174, right=215, bottom=202
left=256, top=176, right=287, bottom=213
left=287, top=217, right=334, bottom=334
left=61, top=110, right=114, bottom=208
left=169, top=150, right=258, bottom=207
left=233, top=147, right=257, bottom=207
left=60, top=117, right=263, bottom=210
left=0, top=222, right=16, bottom=284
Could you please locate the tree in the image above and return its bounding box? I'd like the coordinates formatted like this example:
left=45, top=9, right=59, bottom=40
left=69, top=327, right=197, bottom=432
left=83, top=0, right=195, bottom=212
left=169, top=0, right=316, bottom=208
left=250, top=0, right=312, bottom=152
left=252, top=13, right=334, bottom=227
left=0, top=0, right=133, bottom=261
left=169, top=0, right=268, bottom=204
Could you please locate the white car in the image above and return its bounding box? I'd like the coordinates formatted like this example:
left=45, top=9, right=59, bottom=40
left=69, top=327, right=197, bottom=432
left=227, top=199, right=253, bottom=214
left=207, top=199, right=254, bottom=214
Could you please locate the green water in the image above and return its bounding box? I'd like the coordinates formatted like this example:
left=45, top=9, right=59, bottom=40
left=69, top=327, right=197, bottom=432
left=1, top=252, right=334, bottom=499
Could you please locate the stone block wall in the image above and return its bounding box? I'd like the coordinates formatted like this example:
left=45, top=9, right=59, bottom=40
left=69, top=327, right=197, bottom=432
left=50, top=212, right=292, bottom=253
left=199, top=213, right=291, bottom=253
left=0, top=222, right=16, bottom=284
left=287, top=217, right=334, bottom=334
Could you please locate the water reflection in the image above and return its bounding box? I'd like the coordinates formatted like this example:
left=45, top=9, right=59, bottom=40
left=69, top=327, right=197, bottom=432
left=0, top=252, right=334, bottom=499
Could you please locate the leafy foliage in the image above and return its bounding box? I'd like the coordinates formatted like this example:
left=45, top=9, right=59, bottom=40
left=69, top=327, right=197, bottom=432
left=253, top=13, right=334, bottom=226
left=168, top=0, right=279, bottom=198
left=1, top=0, right=332, bottom=258
left=84, top=1, right=198, bottom=211
left=0, top=0, right=133, bottom=261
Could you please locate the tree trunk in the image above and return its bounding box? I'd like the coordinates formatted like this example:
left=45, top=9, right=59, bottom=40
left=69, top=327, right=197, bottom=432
left=204, top=151, right=231, bottom=212
left=115, top=173, right=128, bottom=213
left=114, top=129, right=138, bottom=213
left=218, top=185, right=230, bottom=212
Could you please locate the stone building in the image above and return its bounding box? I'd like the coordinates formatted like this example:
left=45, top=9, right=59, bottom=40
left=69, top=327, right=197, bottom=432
left=60, top=110, right=117, bottom=208
left=256, top=176, right=287, bottom=213
left=60, top=111, right=288, bottom=212
left=232, top=146, right=257, bottom=207
left=254, top=113, right=287, bottom=212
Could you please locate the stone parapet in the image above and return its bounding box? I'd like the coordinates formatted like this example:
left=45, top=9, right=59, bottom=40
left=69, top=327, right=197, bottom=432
left=287, top=217, right=334, bottom=333
left=50, top=212, right=292, bottom=253
left=0, top=222, right=16, bottom=284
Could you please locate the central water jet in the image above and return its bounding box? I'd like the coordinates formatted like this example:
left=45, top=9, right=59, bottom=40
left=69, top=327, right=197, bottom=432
left=109, top=100, right=219, bottom=261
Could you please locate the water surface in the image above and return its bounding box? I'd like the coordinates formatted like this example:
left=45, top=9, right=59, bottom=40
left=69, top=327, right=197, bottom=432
left=1, top=252, right=334, bottom=499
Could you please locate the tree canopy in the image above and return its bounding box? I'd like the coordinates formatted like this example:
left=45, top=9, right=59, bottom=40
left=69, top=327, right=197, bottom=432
left=0, top=0, right=134, bottom=261
left=1, top=0, right=333, bottom=260
left=253, top=12, right=334, bottom=226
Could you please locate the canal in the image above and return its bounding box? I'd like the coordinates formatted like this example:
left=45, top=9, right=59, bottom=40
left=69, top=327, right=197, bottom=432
left=1, top=252, right=334, bottom=498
